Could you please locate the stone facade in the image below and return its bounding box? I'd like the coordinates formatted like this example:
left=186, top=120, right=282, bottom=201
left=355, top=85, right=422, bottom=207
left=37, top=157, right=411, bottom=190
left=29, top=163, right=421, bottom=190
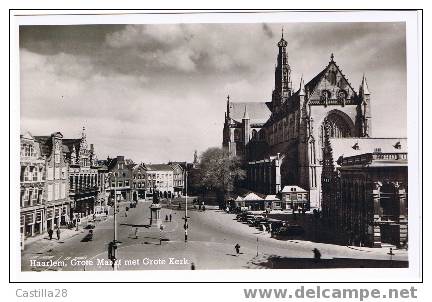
left=321, top=136, right=408, bottom=247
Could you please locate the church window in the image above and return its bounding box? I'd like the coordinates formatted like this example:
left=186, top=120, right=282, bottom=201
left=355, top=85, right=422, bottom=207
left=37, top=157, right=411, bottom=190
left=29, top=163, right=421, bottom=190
left=234, top=129, right=241, bottom=142
left=320, top=112, right=352, bottom=146
left=252, top=129, right=258, bottom=140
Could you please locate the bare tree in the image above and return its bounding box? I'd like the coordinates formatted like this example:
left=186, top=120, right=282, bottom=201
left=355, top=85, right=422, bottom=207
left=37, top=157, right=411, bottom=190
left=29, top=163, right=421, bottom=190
left=197, top=147, right=246, bottom=204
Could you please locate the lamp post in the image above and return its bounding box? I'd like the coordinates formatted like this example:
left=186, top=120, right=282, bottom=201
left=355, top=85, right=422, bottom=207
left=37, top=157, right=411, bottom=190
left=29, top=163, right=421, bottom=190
left=183, top=171, right=189, bottom=242
left=107, top=172, right=118, bottom=271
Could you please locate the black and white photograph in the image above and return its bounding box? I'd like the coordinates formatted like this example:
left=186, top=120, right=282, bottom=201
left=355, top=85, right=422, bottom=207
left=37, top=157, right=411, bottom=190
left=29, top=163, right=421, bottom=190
left=10, top=10, right=422, bottom=283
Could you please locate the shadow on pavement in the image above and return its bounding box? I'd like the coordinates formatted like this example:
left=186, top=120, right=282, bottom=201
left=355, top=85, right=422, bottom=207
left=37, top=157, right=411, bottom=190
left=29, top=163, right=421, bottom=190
left=120, top=223, right=151, bottom=228
left=252, top=255, right=409, bottom=269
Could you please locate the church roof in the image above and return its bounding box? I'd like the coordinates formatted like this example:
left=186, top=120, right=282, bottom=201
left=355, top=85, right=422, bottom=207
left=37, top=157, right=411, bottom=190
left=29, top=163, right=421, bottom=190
left=302, top=57, right=357, bottom=98
left=329, top=138, right=407, bottom=167
left=228, top=101, right=271, bottom=124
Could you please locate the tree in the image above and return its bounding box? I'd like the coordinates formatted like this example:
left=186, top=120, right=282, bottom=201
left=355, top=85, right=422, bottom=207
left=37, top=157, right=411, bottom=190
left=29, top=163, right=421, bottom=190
left=197, top=147, right=246, bottom=203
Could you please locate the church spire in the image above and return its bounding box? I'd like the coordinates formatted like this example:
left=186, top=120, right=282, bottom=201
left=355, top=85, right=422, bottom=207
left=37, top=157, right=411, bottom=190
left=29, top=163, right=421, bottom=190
left=242, top=105, right=249, bottom=120
left=360, top=74, right=370, bottom=95
left=299, top=75, right=305, bottom=96
left=273, top=27, right=292, bottom=110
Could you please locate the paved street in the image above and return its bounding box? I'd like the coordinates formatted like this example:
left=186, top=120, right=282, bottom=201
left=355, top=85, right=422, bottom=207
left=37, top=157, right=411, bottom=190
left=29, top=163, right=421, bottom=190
left=21, top=199, right=408, bottom=271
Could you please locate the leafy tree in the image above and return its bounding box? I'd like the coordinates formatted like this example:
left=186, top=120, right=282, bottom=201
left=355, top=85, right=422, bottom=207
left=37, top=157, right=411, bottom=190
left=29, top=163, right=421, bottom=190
left=197, top=147, right=246, bottom=202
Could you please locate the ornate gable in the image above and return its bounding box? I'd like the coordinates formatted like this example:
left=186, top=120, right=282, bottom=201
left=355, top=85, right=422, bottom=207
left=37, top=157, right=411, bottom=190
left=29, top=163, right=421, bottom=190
left=306, top=56, right=358, bottom=106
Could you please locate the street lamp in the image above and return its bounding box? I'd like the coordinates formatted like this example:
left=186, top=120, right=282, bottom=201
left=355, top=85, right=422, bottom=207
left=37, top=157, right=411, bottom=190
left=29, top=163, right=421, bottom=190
left=183, top=171, right=189, bottom=242
left=107, top=172, right=119, bottom=270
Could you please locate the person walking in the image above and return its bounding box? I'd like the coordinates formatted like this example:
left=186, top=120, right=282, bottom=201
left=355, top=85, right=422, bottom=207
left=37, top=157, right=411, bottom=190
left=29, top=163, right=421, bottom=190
left=48, top=228, right=53, bottom=240
left=165, top=214, right=169, bottom=221
left=134, top=227, right=138, bottom=239
left=313, top=248, right=321, bottom=263
left=235, top=243, right=241, bottom=255
left=191, top=262, right=196, bottom=270
left=169, top=214, right=172, bottom=222
left=56, top=227, right=61, bottom=240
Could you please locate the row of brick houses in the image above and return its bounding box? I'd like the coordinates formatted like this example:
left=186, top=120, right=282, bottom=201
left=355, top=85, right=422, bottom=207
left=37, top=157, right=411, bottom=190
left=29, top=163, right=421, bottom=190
left=20, top=129, right=188, bottom=240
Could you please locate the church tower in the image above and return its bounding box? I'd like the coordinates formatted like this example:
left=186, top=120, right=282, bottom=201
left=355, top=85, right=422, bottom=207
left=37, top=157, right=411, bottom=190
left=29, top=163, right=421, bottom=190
left=272, top=29, right=293, bottom=112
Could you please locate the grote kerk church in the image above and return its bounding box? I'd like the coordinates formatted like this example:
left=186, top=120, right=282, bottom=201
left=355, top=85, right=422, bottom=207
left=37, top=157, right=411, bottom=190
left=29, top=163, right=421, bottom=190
left=223, top=32, right=406, bottom=214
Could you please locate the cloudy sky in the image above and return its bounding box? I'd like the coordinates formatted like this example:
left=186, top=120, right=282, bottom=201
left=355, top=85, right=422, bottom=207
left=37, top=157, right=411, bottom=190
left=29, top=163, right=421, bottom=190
left=20, top=22, right=406, bottom=163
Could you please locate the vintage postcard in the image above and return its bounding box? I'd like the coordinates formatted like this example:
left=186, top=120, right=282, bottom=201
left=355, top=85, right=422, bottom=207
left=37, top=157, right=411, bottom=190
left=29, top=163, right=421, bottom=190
left=10, top=10, right=422, bottom=283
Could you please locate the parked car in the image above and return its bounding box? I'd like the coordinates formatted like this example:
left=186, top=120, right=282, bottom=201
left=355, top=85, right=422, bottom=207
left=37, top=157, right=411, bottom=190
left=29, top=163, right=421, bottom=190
left=273, top=224, right=305, bottom=237
left=252, top=216, right=266, bottom=227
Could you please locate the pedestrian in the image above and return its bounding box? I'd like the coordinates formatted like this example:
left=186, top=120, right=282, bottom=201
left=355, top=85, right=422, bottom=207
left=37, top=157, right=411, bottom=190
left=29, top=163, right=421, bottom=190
left=135, top=227, right=138, bottom=239
left=165, top=214, right=169, bottom=221
left=169, top=214, right=172, bottom=222
left=191, top=262, right=195, bottom=270
left=313, top=248, right=321, bottom=263
left=235, top=243, right=241, bottom=255
left=48, top=228, right=53, bottom=240
left=56, top=227, right=61, bottom=240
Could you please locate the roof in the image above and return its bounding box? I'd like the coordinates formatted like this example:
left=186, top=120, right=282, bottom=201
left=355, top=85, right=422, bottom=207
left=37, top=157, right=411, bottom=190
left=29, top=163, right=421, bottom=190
left=145, top=164, right=174, bottom=172
left=264, top=195, right=281, bottom=201
left=33, top=136, right=52, bottom=157
left=228, top=101, right=271, bottom=124
left=242, top=192, right=264, bottom=201
left=281, top=185, right=308, bottom=193
left=329, top=138, right=407, bottom=167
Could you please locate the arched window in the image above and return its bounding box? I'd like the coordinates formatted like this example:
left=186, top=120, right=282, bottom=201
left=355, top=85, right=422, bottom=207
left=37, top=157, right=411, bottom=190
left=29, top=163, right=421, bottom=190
left=252, top=129, right=258, bottom=140
left=320, top=112, right=353, bottom=146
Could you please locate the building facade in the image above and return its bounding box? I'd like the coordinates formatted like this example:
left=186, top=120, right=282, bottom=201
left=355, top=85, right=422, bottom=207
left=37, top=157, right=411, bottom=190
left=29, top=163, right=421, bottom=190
left=20, top=132, right=71, bottom=239
left=168, top=162, right=185, bottom=197
left=132, top=163, right=148, bottom=200
left=106, top=156, right=134, bottom=203
left=321, top=137, right=408, bottom=247
left=145, top=164, right=174, bottom=198
left=20, top=132, right=47, bottom=238
left=280, top=185, right=309, bottom=211
left=223, top=32, right=374, bottom=209
left=63, top=127, right=99, bottom=218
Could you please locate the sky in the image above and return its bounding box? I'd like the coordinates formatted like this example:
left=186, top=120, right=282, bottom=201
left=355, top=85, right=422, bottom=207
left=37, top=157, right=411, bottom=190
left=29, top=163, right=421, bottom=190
left=19, top=22, right=407, bottom=163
